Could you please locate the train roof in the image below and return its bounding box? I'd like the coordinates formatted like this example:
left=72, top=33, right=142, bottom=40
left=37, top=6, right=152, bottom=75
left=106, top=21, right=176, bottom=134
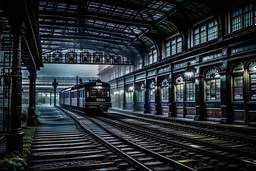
left=59, top=87, right=72, bottom=93
left=71, top=79, right=110, bottom=90
left=59, top=79, right=110, bottom=92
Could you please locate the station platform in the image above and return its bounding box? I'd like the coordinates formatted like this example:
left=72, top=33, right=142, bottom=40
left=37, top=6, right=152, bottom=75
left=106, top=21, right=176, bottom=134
left=108, top=108, right=256, bottom=135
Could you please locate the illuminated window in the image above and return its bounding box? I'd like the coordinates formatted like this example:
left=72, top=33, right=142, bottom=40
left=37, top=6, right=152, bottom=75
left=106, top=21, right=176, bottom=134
left=205, top=69, right=221, bottom=101
left=153, top=49, right=157, bottom=63
left=164, top=36, right=183, bottom=58
left=249, top=61, right=256, bottom=100
left=175, top=76, right=184, bottom=101
left=171, top=39, right=176, bottom=55
left=208, top=20, right=218, bottom=40
left=232, top=4, right=256, bottom=32
left=161, top=79, right=169, bottom=102
left=149, top=81, right=155, bottom=102
left=165, top=41, right=170, bottom=57
left=192, top=20, right=218, bottom=47
left=137, top=57, right=142, bottom=70
left=233, top=63, right=244, bottom=101
left=147, top=48, right=157, bottom=65
left=186, top=82, right=195, bottom=101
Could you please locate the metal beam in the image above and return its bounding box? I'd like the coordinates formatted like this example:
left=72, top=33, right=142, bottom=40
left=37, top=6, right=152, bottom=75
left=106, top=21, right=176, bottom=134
left=39, top=24, right=137, bottom=36
left=41, top=30, right=133, bottom=41
left=39, top=11, right=152, bottom=27
left=41, top=42, right=127, bottom=51
left=39, top=0, right=145, bottom=12
left=41, top=35, right=128, bottom=45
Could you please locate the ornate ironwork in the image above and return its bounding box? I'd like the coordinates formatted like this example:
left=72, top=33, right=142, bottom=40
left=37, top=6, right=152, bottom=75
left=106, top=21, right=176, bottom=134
left=42, top=51, right=133, bottom=65
left=80, top=52, right=91, bottom=64
left=65, top=51, right=77, bottom=63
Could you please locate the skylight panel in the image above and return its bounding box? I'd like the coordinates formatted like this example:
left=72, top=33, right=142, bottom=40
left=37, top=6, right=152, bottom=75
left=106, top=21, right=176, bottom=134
left=153, top=13, right=163, bottom=20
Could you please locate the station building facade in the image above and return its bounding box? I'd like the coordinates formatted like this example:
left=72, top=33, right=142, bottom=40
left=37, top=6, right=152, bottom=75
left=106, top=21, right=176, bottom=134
left=98, top=1, right=256, bottom=126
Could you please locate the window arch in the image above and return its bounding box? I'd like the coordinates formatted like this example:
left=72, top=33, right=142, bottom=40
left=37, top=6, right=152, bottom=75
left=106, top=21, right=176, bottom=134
left=233, top=62, right=244, bottom=72
left=248, top=61, right=256, bottom=100
left=175, top=76, right=184, bottom=101
left=161, top=79, right=169, bottom=102
left=205, top=68, right=221, bottom=101
left=233, top=62, right=244, bottom=100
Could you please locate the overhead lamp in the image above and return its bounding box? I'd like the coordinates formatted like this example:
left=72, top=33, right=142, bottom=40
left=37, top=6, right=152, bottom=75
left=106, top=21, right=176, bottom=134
left=184, top=62, right=195, bottom=82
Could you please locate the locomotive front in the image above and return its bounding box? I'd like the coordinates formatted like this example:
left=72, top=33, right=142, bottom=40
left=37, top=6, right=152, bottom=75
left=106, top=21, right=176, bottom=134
left=84, top=79, right=112, bottom=114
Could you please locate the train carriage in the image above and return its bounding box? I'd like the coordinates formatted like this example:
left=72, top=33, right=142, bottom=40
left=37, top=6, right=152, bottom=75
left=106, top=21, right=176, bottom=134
left=59, top=79, right=111, bottom=115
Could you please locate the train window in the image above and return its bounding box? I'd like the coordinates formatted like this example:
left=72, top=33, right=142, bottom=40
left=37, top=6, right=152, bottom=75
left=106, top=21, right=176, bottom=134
left=107, top=91, right=110, bottom=97
left=98, top=90, right=106, bottom=97
left=87, top=91, right=89, bottom=97
left=90, top=90, right=97, bottom=97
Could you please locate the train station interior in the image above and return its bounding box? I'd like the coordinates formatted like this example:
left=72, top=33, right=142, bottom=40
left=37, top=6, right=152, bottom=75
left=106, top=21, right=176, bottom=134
left=0, top=0, right=256, bottom=171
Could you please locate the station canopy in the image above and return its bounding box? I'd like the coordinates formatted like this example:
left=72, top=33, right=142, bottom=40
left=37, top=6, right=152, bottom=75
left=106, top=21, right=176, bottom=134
left=1, top=0, right=217, bottom=67
left=39, top=0, right=190, bottom=63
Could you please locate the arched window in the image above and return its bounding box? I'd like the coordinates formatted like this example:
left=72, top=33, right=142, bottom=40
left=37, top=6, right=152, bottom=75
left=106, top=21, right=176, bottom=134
left=161, top=79, right=169, bottom=102
left=248, top=61, right=256, bottom=100
left=175, top=76, right=184, bottom=101
left=149, top=81, right=155, bottom=102
left=233, top=63, right=244, bottom=100
left=205, top=68, right=221, bottom=101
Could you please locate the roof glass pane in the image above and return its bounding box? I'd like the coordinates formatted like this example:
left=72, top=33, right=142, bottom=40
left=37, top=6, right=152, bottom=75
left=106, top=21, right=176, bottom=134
left=153, top=13, right=163, bottom=20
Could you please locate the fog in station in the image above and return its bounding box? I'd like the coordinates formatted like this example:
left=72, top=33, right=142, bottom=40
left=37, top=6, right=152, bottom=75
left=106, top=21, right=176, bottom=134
left=23, top=64, right=99, bottom=77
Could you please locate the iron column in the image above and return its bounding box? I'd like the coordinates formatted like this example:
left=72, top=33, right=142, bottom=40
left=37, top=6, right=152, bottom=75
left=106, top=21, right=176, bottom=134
left=52, top=78, right=58, bottom=106
left=27, top=71, right=36, bottom=126
left=6, top=24, right=24, bottom=154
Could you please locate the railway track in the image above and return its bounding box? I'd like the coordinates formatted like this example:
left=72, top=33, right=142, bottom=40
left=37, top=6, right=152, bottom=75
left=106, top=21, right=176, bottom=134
left=28, top=106, right=200, bottom=171
left=108, top=113, right=256, bottom=144
left=60, top=107, right=256, bottom=170
left=92, top=115, right=255, bottom=170
left=109, top=110, right=256, bottom=136
left=105, top=115, right=256, bottom=158
left=62, top=108, right=197, bottom=171
left=27, top=107, right=135, bottom=171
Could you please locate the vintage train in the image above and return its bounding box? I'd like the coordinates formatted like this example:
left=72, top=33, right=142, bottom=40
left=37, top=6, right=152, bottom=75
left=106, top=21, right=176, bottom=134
left=59, top=79, right=111, bottom=115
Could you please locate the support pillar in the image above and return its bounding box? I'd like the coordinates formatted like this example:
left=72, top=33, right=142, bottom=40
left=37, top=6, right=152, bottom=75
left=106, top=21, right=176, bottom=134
left=27, top=71, right=37, bottom=126
left=122, top=77, right=126, bottom=109
left=155, top=77, right=162, bottom=115
left=195, top=74, right=205, bottom=121
left=144, top=80, right=150, bottom=113
left=6, top=25, right=24, bottom=154
left=220, top=70, right=232, bottom=124
left=133, top=75, right=136, bottom=111
left=168, top=76, right=175, bottom=117
left=52, top=78, right=58, bottom=106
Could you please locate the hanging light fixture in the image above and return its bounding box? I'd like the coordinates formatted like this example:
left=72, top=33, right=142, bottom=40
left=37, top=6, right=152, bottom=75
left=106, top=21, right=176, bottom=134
left=184, top=62, right=195, bottom=82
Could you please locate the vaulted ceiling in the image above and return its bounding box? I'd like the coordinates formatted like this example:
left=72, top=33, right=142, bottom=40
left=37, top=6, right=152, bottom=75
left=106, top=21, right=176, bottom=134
left=1, top=0, right=239, bottom=67
left=38, top=0, right=191, bottom=61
